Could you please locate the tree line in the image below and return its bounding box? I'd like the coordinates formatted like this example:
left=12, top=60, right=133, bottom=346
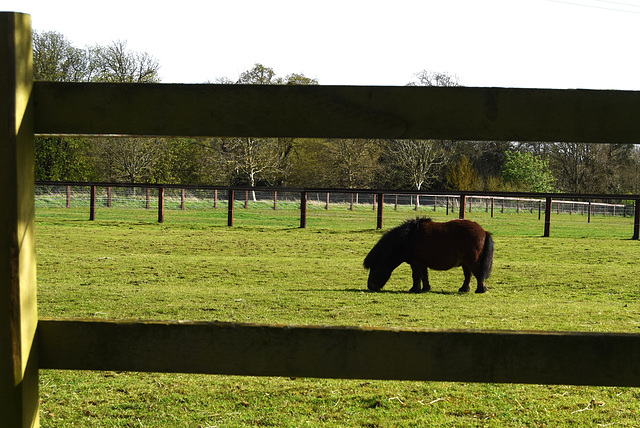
left=33, top=30, right=640, bottom=197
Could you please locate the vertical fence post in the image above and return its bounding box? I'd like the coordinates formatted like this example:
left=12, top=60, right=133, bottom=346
left=446, top=197, right=450, bottom=215
left=273, top=190, right=277, bottom=210
left=394, top=194, right=398, bottom=211
left=300, top=191, right=307, bottom=228
left=227, top=189, right=234, bottom=227
left=0, top=13, right=40, bottom=427
left=459, top=194, right=466, bottom=219
left=214, top=189, right=218, bottom=209
left=544, top=197, right=552, bottom=237
left=158, top=188, right=165, bottom=223
left=107, top=186, right=112, bottom=208
left=491, top=198, right=494, bottom=218
left=588, top=202, right=592, bottom=224
left=89, top=185, right=96, bottom=221
left=538, top=200, right=542, bottom=220
left=350, top=193, right=354, bottom=211
left=180, top=188, right=185, bottom=210
left=376, top=193, right=384, bottom=229
left=434, top=196, right=437, bottom=212
left=326, top=192, right=330, bottom=210
left=146, top=187, right=150, bottom=209
left=633, top=199, right=640, bottom=240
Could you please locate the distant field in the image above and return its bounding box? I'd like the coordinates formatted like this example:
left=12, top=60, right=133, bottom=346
left=35, top=206, right=640, bottom=427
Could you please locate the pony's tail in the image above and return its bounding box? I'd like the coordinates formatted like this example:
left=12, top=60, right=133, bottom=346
left=479, top=232, right=494, bottom=279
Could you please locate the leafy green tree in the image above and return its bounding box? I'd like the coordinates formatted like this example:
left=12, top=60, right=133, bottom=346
left=33, top=30, right=88, bottom=81
left=446, top=156, right=481, bottom=191
left=237, top=63, right=281, bottom=84
left=35, top=137, right=96, bottom=181
left=502, top=150, right=555, bottom=192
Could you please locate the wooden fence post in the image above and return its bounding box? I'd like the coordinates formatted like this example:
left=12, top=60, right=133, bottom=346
left=544, top=197, right=552, bottom=237
left=227, top=189, right=234, bottom=227
left=326, top=192, right=330, bottom=210
left=146, top=187, right=150, bottom=209
left=158, top=187, right=165, bottom=223
left=376, top=193, right=384, bottom=229
left=107, top=186, right=112, bottom=208
left=89, top=185, right=96, bottom=220
left=300, top=191, right=307, bottom=228
left=180, top=188, right=185, bottom=210
left=0, top=12, right=40, bottom=427
left=273, top=190, right=277, bottom=210
left=459, top=194, right=466, bottom=219
left=633, top=199, right=640, bottom=240
left=588, top=202, right=592, bottom=224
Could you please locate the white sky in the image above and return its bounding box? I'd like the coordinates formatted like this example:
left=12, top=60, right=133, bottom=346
left=5, top=0, right=640, bottom=89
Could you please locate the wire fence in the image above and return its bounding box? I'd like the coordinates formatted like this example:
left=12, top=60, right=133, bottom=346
left=35, top=184, right=634, bottom=217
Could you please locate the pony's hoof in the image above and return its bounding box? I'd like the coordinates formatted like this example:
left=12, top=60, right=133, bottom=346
left=458, top=287, right=470, bottom=293
left=409, top=288, right=422, bottom=293
left=475, top=287, right=487, bottom=293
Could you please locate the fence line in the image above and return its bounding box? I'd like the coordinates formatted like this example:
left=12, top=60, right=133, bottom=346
left=35, top=182, right=639, bottom=237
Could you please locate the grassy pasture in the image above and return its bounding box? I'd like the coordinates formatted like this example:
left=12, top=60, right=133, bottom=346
left=36, top=204, right=640, bottom=426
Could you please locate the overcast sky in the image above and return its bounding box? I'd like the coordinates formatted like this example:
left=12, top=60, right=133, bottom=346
left=5, top=0, right=640, bottom=89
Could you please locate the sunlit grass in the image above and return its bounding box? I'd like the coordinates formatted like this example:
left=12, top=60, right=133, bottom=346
left=35, top=206, right=640, bottom=426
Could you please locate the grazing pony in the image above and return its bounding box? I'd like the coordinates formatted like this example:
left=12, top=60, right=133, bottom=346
left=363, top=217, right=494, bottom=293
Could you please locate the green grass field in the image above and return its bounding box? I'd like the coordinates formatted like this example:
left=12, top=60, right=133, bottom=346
left=36, top=204, right=640, bottom=427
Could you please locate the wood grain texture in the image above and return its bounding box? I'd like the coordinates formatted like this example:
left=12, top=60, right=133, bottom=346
left=38, top=319, right=640, bottom=386
left=33, top=82, right=640, bottom=143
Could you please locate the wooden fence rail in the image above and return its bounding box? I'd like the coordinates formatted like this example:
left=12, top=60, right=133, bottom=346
left=2, top=12, right=640, bottom=427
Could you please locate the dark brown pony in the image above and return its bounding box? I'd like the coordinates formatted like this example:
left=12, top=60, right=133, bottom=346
left=363, top=217, right=494, bottom=293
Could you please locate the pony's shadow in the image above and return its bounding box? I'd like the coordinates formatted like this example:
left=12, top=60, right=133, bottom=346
left=343, top=288, right=461, bottom=295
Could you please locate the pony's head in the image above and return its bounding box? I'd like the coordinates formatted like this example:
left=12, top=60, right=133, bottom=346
left=363, top=219, right=419, bottom=291
left=366, top=266, right=395, bottom=291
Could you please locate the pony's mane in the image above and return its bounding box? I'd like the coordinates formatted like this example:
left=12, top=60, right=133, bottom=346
left=363, top=217, right=431, bottom=268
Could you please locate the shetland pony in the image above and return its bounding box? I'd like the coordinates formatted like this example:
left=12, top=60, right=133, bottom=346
left=363, top=218, right=494, bottom=293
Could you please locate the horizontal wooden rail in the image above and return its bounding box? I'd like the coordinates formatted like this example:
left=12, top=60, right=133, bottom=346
left=33, top=82, right=640, bottom=143
left=37, top=319, right=640, bottom=386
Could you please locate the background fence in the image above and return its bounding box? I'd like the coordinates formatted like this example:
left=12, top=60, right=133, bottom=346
left=35, top=182, right=638, bottom=236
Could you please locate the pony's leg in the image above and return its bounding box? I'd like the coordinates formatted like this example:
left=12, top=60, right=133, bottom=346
left=410, top=265, right=423, bottom=293
left=422, top=268, right=431, bottom=292
left=459, top=266, right=472, bottom=293
left=475, top=277, right=487, bottom=293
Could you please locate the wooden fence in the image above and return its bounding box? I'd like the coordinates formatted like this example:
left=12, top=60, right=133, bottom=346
left=36, top=181, right=640, bottom=237
left=2, top=12, right=640, bottom=427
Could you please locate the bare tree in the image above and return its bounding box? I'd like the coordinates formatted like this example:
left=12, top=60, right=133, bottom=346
left=326, top=139, right=381, bottom=188
left=384, top=139, right=451, bottom=206
left=88, top=40, right=160, bottom=83
left=408, top=70, right=460, bottom=87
